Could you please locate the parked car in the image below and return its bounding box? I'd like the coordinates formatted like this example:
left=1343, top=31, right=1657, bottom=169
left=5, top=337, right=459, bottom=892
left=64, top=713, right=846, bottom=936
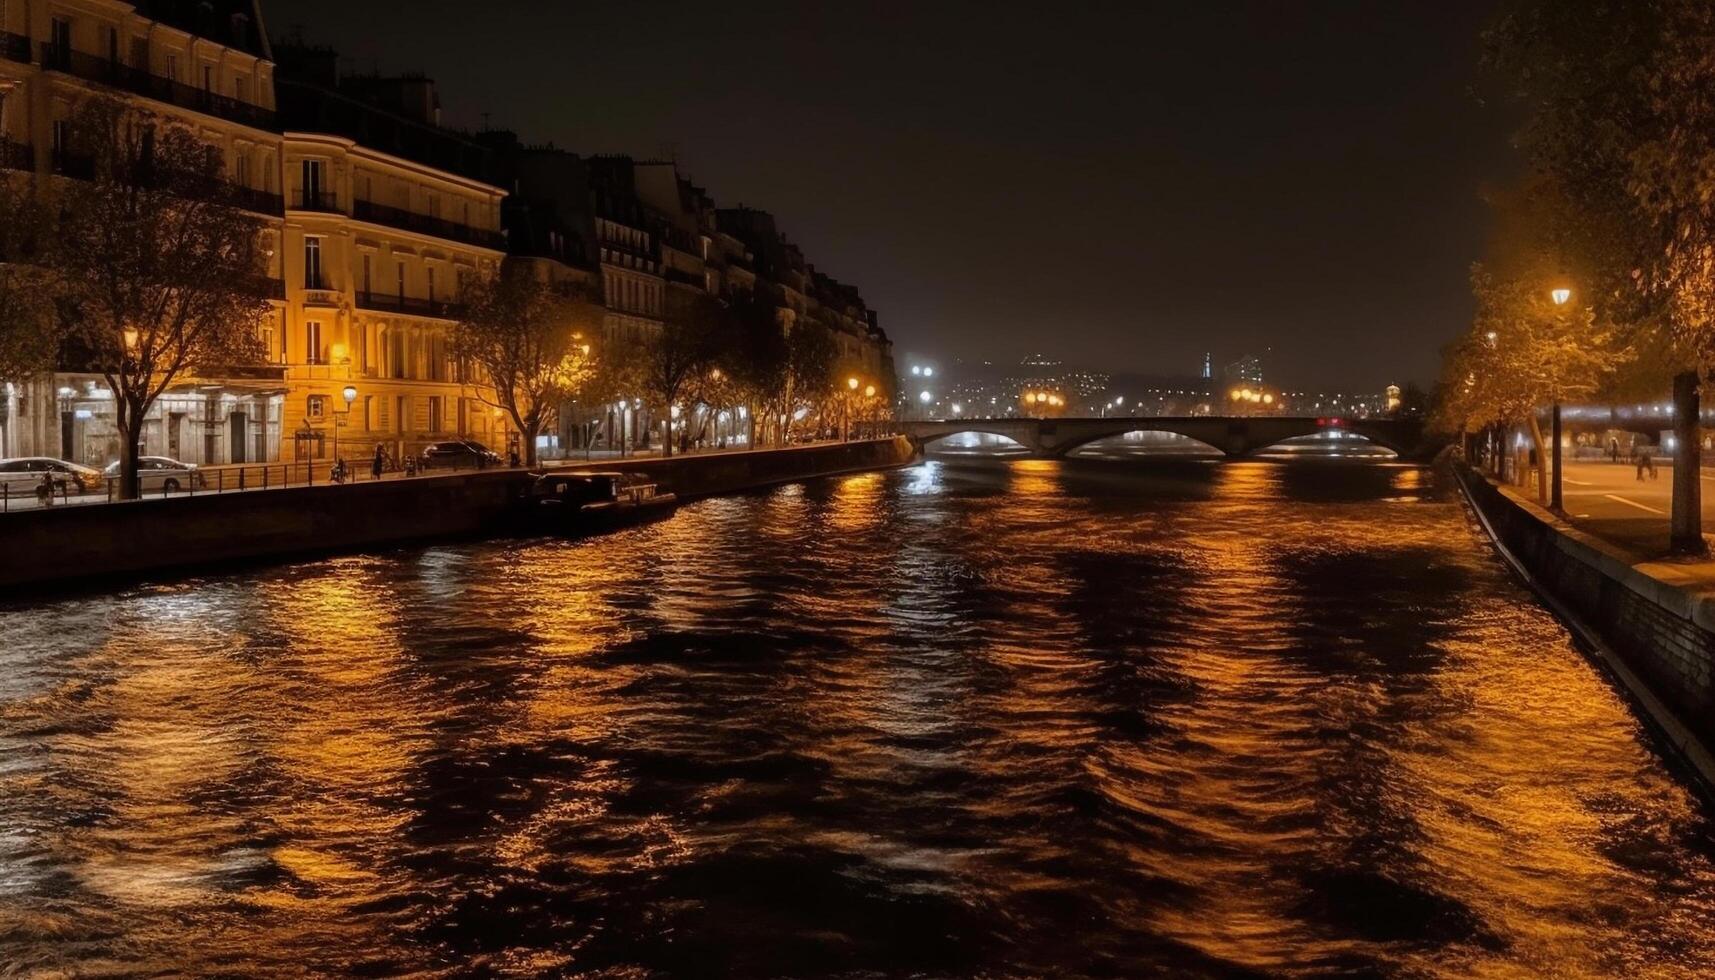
left=0, top=457, right=106, bottom=496
left=103, top=456, right=205, bottom=493
left=419, top=440, right=502, bottom=471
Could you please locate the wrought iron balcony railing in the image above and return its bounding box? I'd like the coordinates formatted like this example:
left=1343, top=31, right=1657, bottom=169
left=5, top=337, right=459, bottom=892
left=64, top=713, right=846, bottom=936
left=40, top=44, right=278, bottom=132
left=0, top=30, right=28, bottom=64
left=352, top=199, right=505, bottom=250
left=294, top=190, right=342, bottom=214
left=356, top=290, right=466, bottom=320
left=221, top=183, right=284, bottom=216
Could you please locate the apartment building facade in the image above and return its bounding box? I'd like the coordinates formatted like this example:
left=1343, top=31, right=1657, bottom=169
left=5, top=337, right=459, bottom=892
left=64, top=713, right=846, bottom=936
left=0, top=0, right=287, bottom=466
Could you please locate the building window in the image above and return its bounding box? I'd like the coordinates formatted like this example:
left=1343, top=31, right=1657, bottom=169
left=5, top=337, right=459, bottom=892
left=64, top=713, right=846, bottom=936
left=51, top=119, right=68, bottom=170
left=49, top=18, right=70, bottom=60
left=307, top=395, right=326, bottom=421
left=235, top=76, right=249, bottom=104
left=303, top=237, right=323, bottom=289
left=362, top=395, right=374, bottom=431
left=202, top=65, right=213, bottom=92
left=395, top=395, right=408, bottom=433
left=396, top=260, right=406, bottom=299
left=362, top=254, right=372, bottom=299
left=165, top=52, right=178, bottom=82
left=427, top=266, right=436, bottom=303
left=428, top=396, right=443, bottom=433
left=301, top=159, right=324, bottom=208
left=305, top=320, right=323, bottom=364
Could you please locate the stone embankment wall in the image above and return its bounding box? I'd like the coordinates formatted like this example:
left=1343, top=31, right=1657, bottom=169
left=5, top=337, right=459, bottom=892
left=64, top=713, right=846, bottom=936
left=0, top=438, right=919, bottom=590
left=548, top=436, right=917, bottom=499
left=0, top=470, right=525, bottom=590
left=1459, top=467, right=1715, bottom=763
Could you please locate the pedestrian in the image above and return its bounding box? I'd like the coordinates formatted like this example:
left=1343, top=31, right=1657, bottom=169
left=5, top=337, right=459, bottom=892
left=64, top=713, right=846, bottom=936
left=372, top=444, right=385, bottom=480
left=35, top=471, right=54, bottom=508
left=508, top=448, right=520, bottom=468
left=1609, top=437, right=1620, bottom=463
left=1636, top=447, right=1651, bottom=481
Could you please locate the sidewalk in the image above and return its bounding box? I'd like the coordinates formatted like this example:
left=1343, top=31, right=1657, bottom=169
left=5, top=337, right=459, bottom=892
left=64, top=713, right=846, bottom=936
left=1537, top=458, right=1715, bottom=559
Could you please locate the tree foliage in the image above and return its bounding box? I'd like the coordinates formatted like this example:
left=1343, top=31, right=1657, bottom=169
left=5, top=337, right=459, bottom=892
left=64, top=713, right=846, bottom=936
left=1434, top=265, right=1623, bottom=500
left=0, top=173, right=56, bottom=384
left=55, top=100, right=275, bottom=498
left=454, top=260, right=599, bottom=465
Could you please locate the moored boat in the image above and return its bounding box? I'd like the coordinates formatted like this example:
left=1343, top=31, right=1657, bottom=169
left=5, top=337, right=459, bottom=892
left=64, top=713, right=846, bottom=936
left=529, top=471, right=678, bottom=534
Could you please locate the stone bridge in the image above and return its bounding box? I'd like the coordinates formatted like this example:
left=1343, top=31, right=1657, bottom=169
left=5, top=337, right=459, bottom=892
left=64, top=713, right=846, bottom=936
left=901, top=416, right=1433, bottom=459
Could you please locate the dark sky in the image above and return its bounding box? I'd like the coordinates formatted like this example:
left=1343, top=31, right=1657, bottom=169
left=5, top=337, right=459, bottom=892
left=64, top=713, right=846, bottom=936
left=263, top=0, right=1515, bottom=390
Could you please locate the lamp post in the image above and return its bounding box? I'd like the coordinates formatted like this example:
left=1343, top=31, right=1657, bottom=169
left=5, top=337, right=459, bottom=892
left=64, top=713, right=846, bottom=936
left=333, top=384, right=357, bottom=477
left=1550, top=286, right=1570, bottom=512
left=846, top=376, right=859, bottom=441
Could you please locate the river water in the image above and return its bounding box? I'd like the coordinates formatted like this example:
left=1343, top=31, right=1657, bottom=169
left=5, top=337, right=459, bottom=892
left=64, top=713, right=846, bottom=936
left=2, top=458, right=1713, bottom=978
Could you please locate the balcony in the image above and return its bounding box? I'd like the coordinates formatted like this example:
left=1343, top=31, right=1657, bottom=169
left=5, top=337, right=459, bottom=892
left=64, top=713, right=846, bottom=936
left=222, top=183, right=284, bottom=216
left=0, top=140, right=31, bottom=173
left=1, top=30, right=28, bottom=64
left=664, top=266, right=706, bottom=288
left=52, top=149, right=95, bottom=180
left=293, top=190, right=342, bottom=214
left=39, top=44, right=279, bottom=132
left=355, top=290, right=465, bottom=321
left=352, top=199, right=505, bottom=250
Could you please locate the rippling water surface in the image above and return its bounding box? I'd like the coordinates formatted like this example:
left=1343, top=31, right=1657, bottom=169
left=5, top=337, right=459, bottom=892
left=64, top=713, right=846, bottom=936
left=3, top=459, right=1714, bottom=977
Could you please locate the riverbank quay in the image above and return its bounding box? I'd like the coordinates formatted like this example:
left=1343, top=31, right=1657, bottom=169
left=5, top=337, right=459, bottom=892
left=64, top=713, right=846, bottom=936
left=1456, top=463, right=1715, bottom=797
left=0, top=438, right=919, bottom=592
left=542, top=436, right=917, bottom=501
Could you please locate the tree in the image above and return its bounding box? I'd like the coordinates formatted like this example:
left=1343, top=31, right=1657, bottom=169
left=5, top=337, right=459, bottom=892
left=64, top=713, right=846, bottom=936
left=784, top=319, right=837, bottom=442
left=454, top=260, right=599, bottom=466
left=1438, top=265, right=1621, bottom=504
left=634, top=291, right=721, bottom=456
left=1483, top=0, right=1707, bottom=549
left=717, top=288, right=787, bottom=447
left=0, top=172, right=56, bottom=386
left=55, top=100, right=275, bottom=500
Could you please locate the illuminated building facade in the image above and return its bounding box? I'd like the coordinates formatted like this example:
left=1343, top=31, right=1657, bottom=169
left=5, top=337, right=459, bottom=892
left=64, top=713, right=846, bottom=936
left=271, top=41, right=511, bottom=464
left=0, top=0, right=286, bottom=465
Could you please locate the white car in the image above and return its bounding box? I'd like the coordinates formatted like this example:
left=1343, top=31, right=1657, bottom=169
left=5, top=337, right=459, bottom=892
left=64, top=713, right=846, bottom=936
left=103, top=456, right=205, bottom=493
left=0, top=457, right=106, bottom=497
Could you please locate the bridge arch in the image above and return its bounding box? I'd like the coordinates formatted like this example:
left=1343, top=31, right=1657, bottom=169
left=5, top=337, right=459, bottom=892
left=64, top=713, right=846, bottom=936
left=1063, top=428, right=1225, bottom=457
left=916, top=427, right=1034, bottom=453
left=1252, top=430, right=1400, bottom=458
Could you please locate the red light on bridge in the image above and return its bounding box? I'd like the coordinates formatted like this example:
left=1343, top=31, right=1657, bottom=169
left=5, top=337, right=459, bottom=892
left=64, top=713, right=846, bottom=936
left=1316, top=417, right=1347, bottom=428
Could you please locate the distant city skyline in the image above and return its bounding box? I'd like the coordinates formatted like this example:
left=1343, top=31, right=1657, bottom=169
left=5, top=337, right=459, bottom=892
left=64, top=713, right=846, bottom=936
left=265, top=0, right=1511, bottom=391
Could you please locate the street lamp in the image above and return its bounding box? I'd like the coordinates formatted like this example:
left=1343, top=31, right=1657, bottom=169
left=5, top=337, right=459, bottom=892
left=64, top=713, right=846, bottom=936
left=333, top=384, right=357, bottom=477
left=1549, top=284, right=1572, bottom=510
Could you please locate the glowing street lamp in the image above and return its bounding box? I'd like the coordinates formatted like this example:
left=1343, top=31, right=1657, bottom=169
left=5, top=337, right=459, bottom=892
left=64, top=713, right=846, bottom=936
left=333, top=384, right=358, bottom=472
left=1549, top=282, right=1574, bottom=509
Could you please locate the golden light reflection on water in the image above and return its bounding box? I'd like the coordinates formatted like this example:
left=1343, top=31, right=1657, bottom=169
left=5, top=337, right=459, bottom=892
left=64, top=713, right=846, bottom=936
left=1, top=458, right=1713, bottom=976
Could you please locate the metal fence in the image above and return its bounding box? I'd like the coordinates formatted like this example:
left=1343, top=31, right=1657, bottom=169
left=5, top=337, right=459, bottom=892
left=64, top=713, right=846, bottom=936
left=0, top=458, right=513, bottom=514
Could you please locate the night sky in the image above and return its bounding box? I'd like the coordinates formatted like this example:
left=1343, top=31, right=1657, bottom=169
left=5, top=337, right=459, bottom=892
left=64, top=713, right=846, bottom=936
left=263, top=0, right=1515, bottom=390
